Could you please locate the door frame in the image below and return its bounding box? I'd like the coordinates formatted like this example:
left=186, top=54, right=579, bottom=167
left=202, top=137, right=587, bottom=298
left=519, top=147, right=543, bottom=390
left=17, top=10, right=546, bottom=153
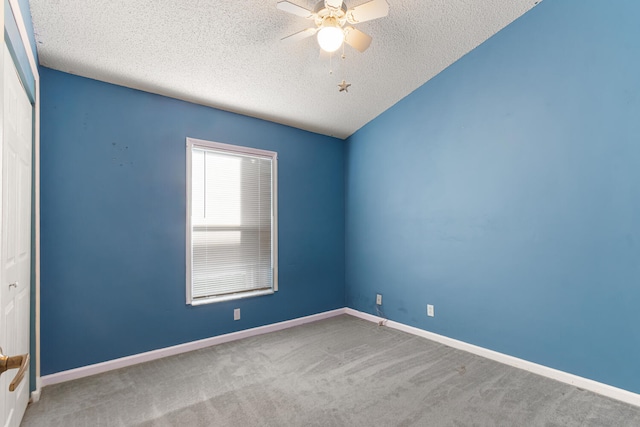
left=2, top=0, right=40, bottom=401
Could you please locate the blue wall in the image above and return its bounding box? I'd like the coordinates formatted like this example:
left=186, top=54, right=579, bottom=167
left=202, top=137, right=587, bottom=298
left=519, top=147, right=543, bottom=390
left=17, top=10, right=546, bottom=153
left=346, top=0, right=640, bottom=393
left=40, top=68, right=346, bottom=375
left=16, top=0, right=36, bottom=60
left=4, top=0, right=35, bottom=99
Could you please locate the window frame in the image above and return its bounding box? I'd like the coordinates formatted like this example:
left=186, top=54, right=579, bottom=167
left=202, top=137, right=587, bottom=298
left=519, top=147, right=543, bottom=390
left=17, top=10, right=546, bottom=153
left=185, top=137, right=278, bottom=305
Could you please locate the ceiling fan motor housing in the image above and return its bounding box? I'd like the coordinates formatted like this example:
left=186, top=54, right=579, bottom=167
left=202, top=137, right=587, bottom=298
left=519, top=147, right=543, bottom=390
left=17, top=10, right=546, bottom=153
left=314, top=1, right=348, bottom=28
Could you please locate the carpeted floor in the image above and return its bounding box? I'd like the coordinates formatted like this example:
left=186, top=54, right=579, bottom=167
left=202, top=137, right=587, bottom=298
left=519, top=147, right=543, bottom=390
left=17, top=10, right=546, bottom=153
left=22, top=315, right=640, bottom=426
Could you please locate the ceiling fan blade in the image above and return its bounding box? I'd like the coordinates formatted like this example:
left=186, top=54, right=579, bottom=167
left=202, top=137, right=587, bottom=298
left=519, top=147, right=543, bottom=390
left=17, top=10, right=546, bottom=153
left=346, top=0, right=389, bottom=23
left=344, top=26, right=372, bottom=52
left=281, top=27, right=318, bottom=43
left=276, top=1, right=314, bottom=19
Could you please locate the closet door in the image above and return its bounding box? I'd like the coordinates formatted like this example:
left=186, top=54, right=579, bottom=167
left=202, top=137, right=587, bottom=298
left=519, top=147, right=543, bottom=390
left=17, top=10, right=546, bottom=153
left=1, top=43, right=32, bottom=427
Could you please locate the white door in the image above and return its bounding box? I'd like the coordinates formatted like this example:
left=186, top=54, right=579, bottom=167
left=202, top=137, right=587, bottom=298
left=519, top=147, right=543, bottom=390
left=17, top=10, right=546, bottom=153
left=0, top=43, right=32, bottom=427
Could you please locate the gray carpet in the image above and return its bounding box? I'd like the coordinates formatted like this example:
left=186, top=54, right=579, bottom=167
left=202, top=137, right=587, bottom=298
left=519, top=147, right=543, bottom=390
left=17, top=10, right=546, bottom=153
left=22, top=315, right=640, bottom=426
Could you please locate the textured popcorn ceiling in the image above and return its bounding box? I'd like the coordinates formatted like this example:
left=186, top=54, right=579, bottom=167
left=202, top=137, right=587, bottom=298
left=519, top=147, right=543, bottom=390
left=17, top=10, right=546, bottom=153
left=30, top=0, right=540, bottom=139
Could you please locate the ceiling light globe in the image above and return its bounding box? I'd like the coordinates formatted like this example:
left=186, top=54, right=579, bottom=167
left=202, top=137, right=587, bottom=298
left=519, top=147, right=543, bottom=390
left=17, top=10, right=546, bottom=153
left=317, top=26, right=344, bottom=53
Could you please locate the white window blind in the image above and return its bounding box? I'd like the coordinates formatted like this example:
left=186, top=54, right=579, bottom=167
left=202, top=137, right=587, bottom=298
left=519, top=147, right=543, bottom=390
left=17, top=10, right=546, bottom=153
left=186, top=138, right=277, bottom=304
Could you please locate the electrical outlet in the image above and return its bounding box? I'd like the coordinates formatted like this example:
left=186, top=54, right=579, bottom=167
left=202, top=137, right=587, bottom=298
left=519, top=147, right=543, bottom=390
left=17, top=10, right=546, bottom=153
left=234, top=308, right=241, bottom=321
left=427, top=304, right=434, bottom=317
left=376, top=294, right=382, bottom=305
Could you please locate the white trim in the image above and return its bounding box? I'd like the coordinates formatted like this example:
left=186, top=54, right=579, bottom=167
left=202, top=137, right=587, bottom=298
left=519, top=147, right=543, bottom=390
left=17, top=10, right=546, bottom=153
left=187, top=137, right=277, bottom=159
left=28, top=388, right=40, bottom=403
left=190, top=288, right=274, bottom=305
left=271, top=152, right=278, bottom=291
left=345, top=308, right=640, bottom=408
left=41, top=308, right=346, bottom=387
left=6, top=0, right=41, bottom=401
left=185, top=139, right=193, bottom=304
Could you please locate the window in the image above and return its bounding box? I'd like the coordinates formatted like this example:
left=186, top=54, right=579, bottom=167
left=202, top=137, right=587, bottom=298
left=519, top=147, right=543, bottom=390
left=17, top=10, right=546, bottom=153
left=186, top=138, right=278, bottom=305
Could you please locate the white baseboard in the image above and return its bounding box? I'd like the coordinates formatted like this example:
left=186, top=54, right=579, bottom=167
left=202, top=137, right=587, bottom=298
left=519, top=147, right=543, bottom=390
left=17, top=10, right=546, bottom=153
left=345, top=308, right=640, bottom=408
left=39, top=306, right=640, bottom=409
left=30, top=377, right=42, bottom=403
left=41, top=308, right=347, bottom=387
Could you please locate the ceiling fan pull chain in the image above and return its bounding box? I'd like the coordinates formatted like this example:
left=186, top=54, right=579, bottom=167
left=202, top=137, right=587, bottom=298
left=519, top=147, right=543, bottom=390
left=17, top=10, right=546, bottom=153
left=342, top=43, right=347, bottom=76
left=329, top=51, right=333, bottom=75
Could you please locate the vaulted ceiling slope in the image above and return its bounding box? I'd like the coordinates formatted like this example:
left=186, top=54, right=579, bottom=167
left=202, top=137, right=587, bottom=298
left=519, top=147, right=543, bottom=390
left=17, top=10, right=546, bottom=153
left=30, top=0, right=539, bottom=139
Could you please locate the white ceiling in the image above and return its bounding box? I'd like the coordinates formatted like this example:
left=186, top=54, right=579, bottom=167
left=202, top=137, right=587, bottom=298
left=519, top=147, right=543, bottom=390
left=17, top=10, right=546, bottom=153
left=29, top=0, right=539, bottom=139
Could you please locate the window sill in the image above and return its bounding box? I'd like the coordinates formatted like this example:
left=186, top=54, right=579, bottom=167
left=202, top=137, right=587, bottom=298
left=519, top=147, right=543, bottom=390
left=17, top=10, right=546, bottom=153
left=189, top=289, right=274, bottom=306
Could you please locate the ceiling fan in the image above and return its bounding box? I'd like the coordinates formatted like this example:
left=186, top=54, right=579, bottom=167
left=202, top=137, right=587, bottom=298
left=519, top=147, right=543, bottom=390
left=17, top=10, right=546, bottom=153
left=277, top=0, right=389, bottom=53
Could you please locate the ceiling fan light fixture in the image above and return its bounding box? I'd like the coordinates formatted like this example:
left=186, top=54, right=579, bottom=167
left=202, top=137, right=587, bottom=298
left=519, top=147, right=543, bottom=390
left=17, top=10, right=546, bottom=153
left=317, top=20, right=344, bottom=52
left=278, top=0, right=386, bottom=54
